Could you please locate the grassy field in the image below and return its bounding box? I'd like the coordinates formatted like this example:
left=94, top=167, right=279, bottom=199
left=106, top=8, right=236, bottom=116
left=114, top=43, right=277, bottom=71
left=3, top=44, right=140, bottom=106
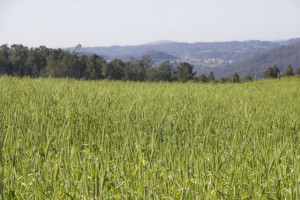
left=0, top=77, right=300, bottom=199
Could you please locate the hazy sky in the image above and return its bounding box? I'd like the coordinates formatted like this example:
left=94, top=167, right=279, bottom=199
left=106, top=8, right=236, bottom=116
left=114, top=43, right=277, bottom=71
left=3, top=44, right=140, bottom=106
left=1, top=0, right=299, bottom=48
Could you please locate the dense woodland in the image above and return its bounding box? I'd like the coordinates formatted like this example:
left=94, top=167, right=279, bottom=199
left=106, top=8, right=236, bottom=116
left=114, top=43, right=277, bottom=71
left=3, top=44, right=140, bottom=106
left=1, top=44, right=300, bottom=82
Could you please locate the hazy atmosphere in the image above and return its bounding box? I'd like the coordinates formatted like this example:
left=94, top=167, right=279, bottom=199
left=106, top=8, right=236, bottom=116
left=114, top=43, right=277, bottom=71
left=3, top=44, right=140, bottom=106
left=1, top=0, right=300, bottom=48
left=2, top=1, right=300, bottom=199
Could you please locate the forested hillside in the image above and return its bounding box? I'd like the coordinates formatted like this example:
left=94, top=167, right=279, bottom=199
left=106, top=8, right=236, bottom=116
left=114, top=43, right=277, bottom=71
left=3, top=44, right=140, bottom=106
left=215, top=41, right=300, bottom=78
left=68, top=38, right=300, bottom=67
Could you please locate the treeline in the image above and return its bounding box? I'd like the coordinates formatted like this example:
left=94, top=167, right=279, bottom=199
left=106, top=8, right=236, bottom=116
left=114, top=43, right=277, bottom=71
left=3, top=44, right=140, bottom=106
left=0, top=44, right=216, bottom=82
left=264, top=64, right=300, bottom=78
left=0, top=44, right=299, bottom=82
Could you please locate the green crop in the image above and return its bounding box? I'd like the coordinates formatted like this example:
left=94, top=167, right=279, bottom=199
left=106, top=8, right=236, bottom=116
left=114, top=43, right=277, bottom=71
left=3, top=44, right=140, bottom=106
left=0, top=77, right=299, bottom=199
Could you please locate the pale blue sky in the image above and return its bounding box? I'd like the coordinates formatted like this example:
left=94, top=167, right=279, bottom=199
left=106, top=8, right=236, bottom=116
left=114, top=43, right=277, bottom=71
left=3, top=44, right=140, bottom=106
left=0, top=0, right=299, bottom=48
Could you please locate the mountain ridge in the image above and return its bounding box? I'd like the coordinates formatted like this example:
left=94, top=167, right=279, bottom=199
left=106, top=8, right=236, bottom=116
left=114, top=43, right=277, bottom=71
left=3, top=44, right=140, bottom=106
left=66, top=38, right=300, bottom=78
left=215, top=40, right=300, bottom=78
left=75, top=38, right=300, bottom=62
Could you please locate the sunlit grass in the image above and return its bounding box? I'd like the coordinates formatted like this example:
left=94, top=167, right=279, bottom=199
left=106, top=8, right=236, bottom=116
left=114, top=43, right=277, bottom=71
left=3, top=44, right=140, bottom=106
left=0, top=77, right=300, bottom=199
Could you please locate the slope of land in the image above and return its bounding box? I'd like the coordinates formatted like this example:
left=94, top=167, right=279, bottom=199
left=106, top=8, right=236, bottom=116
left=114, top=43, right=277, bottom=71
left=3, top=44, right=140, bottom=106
left=214, top=41, right=300, bottom=78
left=68, top=38, right=300, bottom=66
left=66, top=38, right=300, bottom=78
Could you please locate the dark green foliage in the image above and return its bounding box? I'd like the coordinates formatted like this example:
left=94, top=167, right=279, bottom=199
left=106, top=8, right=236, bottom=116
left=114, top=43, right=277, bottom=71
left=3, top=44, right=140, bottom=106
left=9, top=44, right=30, bottom=77
left=244, top=75, right=254, bottom=82
left=173, top=62, right=195, bottom=82
left=231, top=72, right=240, bottom=83
left=264, top=67, right=273, bottom=78
left=197, top=74, right=208, bottom=83
left=0, top=44, right=11, bottom=75
left=156, top=61, right=172, bottom=81
left=295, top=67, right=300, bottom=76
left=208, top=71, right=215, bottom=82
left=145, top=62, right=173, bottom=82
left=123, top=56, right=150, bottom=81
left=134, top=56, right=151, bottom=81
left=145, top=68, right=159, bottom=82
left=219, top=77, right=230, bottom=83
left=45, top=49, right=66, bottom=77
left=102, top=59, right=125, bottom=80
left=264, top=65, right=280, bottom=78
left=84, top=55, right=106, bottom=80
left=284, top=65, right=294, bottom=76
left=272, top=65, right=280, bottom=78
left=26, top=49, right=43, bottom=77
left=61, top=53, right=84, bottom=78
left=123, top=62, right=136, bottom=81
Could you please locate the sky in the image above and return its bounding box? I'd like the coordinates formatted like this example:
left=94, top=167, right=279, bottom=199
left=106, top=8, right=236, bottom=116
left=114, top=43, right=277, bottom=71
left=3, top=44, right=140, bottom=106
left=0, top=0, right=300, bottom=48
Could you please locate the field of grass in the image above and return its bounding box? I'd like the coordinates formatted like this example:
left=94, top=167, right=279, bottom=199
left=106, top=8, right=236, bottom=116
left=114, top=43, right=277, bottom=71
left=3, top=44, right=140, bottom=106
left=0, top=77, right=300, bottom=199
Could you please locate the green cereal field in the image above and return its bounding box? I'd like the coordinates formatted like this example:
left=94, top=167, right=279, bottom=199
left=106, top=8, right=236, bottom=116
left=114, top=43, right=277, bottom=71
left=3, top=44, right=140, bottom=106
left=0, top=77, right=300, bottom=199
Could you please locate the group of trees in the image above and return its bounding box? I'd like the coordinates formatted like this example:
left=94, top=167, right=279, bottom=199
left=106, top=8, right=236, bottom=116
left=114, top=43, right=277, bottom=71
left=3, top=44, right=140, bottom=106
left=0, top=44, right=195, bottom=82
left=1, top=44, right=299, bottom=83
left=0, top=44, right=223, bottom=83
left=264, top=64, right=300, bottom=78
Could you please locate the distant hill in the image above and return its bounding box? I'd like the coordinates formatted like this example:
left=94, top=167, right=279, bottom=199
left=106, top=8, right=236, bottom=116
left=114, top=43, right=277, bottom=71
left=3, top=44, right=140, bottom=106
left=65, top=38, right=300, bottom=78
left=67, top=39, right=300, bottom=65
left=143, top=40, right=176, bottom=46
left=214, top=41, right=300, bottom=78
